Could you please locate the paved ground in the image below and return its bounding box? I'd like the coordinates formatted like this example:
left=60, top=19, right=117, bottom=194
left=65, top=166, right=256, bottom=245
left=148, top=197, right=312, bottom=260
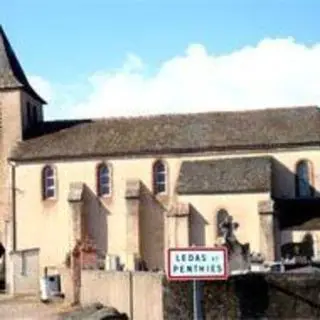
left=0, top=295, right=76, bottom=320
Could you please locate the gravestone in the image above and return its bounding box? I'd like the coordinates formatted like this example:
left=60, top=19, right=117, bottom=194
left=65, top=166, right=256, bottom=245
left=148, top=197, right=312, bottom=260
left=281, top=233, right=315, bottom=264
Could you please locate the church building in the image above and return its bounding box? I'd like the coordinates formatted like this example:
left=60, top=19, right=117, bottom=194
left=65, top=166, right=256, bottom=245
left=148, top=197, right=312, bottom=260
left=1, top=26, right=320, bottom=283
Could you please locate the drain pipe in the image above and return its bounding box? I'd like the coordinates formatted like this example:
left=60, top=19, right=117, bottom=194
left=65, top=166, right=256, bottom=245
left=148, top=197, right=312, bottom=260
left=9, top=161, right=16, bottom=252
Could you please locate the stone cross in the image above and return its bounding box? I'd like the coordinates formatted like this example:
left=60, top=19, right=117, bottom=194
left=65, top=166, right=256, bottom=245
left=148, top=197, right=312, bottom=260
left=219, top=215, right=239, bottom=243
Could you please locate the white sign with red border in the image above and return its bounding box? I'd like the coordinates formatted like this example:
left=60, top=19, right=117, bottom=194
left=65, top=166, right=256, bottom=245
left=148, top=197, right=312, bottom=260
left=167, top=247, right=228, bottom=281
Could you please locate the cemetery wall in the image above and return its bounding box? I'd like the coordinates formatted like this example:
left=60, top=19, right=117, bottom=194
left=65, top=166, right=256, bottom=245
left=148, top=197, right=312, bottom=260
left=60, top=268, right=164, bottom=320
left=60, top=268, right=320, bottom=319
left=164, top=273, right=320, bottom=319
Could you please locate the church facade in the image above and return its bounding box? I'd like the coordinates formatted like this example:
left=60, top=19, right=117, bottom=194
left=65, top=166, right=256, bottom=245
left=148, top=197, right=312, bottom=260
left=1, top=26, right=320, bottom=276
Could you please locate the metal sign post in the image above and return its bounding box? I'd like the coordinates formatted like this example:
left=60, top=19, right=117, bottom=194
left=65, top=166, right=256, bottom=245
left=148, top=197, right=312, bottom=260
left=193, top=280, right=197, bottom=320
left=193, top=279, right=203, bottom=320
left=167, top=247, right=228, bottom=320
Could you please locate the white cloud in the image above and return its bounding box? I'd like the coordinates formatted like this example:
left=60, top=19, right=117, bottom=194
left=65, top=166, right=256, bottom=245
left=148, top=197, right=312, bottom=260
left=28, top=75, right=54, bottom=102
left=28, top=37, right=320, bottom=120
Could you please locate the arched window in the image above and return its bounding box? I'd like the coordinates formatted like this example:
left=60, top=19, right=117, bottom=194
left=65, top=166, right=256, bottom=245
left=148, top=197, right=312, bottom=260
left=296, top=160, right=313, bottom=197
left=216, top=209, right=229, bottom=237
left=42, top=165, right=56, bottom=199
left=97, top=163, right=111, bottom=197
left=153, top=160, right=167, bottom=194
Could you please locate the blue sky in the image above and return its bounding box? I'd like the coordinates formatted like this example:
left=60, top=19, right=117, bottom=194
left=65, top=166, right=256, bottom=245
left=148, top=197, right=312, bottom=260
left=1, top=1, right=320, bottom=120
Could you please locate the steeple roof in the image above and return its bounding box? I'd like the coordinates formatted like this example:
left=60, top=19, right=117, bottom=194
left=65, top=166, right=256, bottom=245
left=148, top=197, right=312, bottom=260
left=0, top=25, right=46, bottom=104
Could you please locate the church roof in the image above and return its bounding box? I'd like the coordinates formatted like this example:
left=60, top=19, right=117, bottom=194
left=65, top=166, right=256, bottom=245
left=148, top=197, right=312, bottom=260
left=0, top=25, right=46, bottom=104
left=10, top=106, right=320, bottom=161
left=176, top=156, right=272, bottom=194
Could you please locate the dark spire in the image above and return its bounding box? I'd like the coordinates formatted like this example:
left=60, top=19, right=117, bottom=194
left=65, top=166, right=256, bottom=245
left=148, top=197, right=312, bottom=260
left=0, top=25, right=46, bottom=104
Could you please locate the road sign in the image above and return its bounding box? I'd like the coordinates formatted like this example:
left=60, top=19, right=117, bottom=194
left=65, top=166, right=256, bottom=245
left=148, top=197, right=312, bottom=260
left=167, top=247, right=228, bottom=281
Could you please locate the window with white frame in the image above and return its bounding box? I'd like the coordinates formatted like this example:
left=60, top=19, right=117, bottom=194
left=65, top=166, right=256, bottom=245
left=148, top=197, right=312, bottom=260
left=42, top=165, right=56, bottom=199
left=153, top=160, right=167, bottom=194
left=97, top=163, right=111, bottom=197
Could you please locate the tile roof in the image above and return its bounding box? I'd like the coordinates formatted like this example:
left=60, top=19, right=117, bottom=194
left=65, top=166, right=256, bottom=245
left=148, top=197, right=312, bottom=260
left=176, top=156, right=272, bottom=194
left=0, top=25, right=46, bottom=103
left=10, top=106, right=320, bottom=161
left=23, top=119, right=93, bottom=139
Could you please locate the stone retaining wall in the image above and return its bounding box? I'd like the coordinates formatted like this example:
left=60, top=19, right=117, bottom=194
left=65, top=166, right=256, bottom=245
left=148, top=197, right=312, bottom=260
left=60, top=269, right=320, bottom=319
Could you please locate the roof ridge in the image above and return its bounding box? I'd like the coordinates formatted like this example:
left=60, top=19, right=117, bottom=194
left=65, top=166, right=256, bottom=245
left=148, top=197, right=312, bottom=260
left=11, top=102, right=320, bottom=161
left=182, top=154, right=275, bottom=164
left=183, top=155, right=273, bottom=163
left=43, top=119, right=92, bottom=124
left=28, top=105, right=320, bottom=140
left=89, top=105, right=319, bottom=123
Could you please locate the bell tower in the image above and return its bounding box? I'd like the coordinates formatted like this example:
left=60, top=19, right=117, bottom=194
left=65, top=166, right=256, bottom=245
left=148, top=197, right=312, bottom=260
left=0, top=25, right=46, bottom=244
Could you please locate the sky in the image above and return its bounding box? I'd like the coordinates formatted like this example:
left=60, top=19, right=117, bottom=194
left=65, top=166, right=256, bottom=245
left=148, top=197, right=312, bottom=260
left=1, top=0, right=320, bottom=120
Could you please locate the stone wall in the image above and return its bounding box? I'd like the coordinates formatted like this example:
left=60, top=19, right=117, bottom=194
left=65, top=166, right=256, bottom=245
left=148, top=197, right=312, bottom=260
left=163, top=273, right=320, bottom=319
left=9, top=248, right=40, bottom=296
left=162, top=278, right=193, bottom=320
left=80, top=270, right=131, bottom=316
left=60, top=268, right=320, bottom=319
left=0, top=90, right=22, bottom=246
left=60, top=268, right=164, bottom=320
left=132, top=272, right=163, bottom=320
